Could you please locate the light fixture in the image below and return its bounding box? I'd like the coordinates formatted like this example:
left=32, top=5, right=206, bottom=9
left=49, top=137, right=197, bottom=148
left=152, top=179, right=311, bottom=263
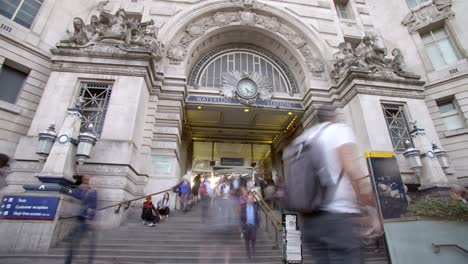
left=403, top=140, right=422, bottom=177
left=76, top=124, right=98, bottom=165
left=244, top=108, right=250, bottom=113
left=432, top=143, right=449, bottom=173
left=36, top=123, right=57, bottom=162
left=197, top=106, right=202, bottom=110
left=288, top=112, right=293, bottom=116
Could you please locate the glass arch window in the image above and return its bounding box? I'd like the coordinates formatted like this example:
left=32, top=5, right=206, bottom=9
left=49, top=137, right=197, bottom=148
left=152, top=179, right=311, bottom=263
left=195, top=49, right=295, bottom=94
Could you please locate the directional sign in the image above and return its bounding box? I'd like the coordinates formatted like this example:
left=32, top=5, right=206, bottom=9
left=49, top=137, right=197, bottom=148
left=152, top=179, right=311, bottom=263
left=0, top=195, right=60, bottom=220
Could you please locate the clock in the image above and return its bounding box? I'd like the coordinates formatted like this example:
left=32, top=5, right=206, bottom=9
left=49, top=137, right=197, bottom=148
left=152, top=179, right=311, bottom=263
left=236, top=78, right=258, bottom=99
left=58, top=134, right=69, bottom=144
left=426, top=151, right=434, bottom=158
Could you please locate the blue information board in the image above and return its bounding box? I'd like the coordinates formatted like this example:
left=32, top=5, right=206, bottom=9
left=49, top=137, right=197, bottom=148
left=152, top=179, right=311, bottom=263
left=0, top=195, right=60, bottom=220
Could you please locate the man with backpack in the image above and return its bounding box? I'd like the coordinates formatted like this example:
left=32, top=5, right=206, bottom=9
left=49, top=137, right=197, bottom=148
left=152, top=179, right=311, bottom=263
left=200, top=176, right=212, bottom=221
left=283, top=109, right=382, bottom=264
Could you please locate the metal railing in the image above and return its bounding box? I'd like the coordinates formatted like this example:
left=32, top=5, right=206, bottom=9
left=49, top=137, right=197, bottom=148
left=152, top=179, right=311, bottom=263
left=251, top=191, right=283, bottom=250
left=432, top=243, right=468, bottom=255
left=59, top=188, right=172, bottom=220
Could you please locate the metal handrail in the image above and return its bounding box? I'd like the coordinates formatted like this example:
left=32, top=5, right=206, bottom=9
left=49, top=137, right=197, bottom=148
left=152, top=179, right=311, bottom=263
left=251, top=191, right=282, bottom=231
left=432, top=243, right=468, bottom=254
left=251, top=191, right=283, bottom=250
left=59, top=187, right=173, bottom=219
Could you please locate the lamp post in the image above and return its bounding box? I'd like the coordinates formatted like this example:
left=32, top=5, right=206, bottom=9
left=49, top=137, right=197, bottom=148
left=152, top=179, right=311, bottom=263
left=432, top=143, right=450, bottom=174
left=76, top=124, right=98, bottom=165
left=403, top=140, right=422, bottom=178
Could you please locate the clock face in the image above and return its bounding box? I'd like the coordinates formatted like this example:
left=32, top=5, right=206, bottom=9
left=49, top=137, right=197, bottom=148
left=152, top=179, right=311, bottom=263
left=236, top=78, right=258, bottom=99
left=427, top=151, right=434, bottom=158
left=58, top=134, right=69, bottom=144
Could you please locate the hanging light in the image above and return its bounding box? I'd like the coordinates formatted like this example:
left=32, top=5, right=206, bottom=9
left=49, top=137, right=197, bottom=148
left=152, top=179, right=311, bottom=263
left=76, top=124, right=98, bottom=165
left=36, top=123, right=57, bottom=162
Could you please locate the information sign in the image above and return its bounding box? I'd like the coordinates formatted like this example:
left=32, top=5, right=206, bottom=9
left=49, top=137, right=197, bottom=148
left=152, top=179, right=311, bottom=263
left=0, top=195, right=60, bottom=220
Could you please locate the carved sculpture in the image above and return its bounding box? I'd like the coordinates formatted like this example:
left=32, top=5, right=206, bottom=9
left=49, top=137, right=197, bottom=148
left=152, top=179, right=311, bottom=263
left=331, top=35, right=420, bottom=82
left=58, top=9, right=164, bottom=60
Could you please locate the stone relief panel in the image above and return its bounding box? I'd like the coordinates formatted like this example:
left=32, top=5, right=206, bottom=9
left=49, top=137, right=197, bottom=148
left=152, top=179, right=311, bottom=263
left=57, top=9, right=165, bottom=61
left=330, top=35, right=421, bottom=83
left=166, top=2, right=324, bottom=75
left=401, top=0, right=454, bottom=34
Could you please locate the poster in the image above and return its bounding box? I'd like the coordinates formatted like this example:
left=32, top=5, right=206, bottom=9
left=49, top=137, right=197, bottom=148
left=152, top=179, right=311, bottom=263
left=366, top=152, right=408, bottom=220
left=152, top=155, right=172, bottom=174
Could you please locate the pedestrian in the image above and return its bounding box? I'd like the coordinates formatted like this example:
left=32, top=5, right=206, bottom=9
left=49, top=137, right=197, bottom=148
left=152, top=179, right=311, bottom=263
left=240, top=192, right=260, bottom=260
left=0, top=153, right=11, bottom=190
left=157, top=192, right=171, bottom=218
left=297, top=109, right=383, bottom=264
left=141, top=196, right=160, bottom=227
left=65, top=175, right=98, bottom=264
left=178, top=176, right=191, bottom=212
left=200, top=176, right=212, bottom=221
left=449, top=185, right=467, bottom=203
left=192, top=174, right=201, bottom=204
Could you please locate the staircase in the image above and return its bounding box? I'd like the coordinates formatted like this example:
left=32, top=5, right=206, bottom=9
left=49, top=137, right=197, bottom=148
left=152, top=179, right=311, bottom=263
left=0, top=203, right=388, bottom=263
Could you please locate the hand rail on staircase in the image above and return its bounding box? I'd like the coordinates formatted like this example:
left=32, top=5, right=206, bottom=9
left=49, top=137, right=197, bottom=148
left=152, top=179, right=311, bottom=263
left=251, top=191, right=283, bottom=250
left=59, top=187, right=173, bottom=220
left=432, top=243, right=468, bottom=255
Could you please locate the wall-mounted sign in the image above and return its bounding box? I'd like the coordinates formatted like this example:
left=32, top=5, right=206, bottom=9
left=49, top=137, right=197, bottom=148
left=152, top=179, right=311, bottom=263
left=220, top=158, right=245, bottom=166
left=0, top=195, right=60, bottom=221
left=186, top=96, right=303, bottom=110
left=366, top=152, right=408, bottom=220
left=152, top=155, right=172, bottom=174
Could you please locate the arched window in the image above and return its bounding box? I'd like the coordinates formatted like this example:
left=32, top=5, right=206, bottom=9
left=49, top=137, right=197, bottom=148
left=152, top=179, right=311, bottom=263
left=190, top=45, right=298, bottom=94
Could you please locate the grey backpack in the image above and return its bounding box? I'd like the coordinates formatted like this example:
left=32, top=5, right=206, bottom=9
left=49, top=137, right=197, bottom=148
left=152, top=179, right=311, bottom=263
left=282, top=123, right=343, bottom=213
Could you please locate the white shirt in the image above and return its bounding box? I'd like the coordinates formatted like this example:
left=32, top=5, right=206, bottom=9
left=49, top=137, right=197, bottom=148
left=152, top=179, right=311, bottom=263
left=299, top=122, right=360, bottom=214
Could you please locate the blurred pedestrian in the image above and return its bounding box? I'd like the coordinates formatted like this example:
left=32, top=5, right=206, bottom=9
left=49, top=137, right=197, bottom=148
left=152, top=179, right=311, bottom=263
left=0, top=153, right=11, bottom=190
left=192, top=174, right=201, bottom=204
left=157, top=192, right=171, bottom=218
left=240, top=192, right=260, bottom=260
left=65, top=175, right=98, bottom=264
left=263, top=179, right=276, bottom=208
left=178, top=176, right=191, bottom=212
left=200, top=176, right=212, bottom=221
left=297, top=110, right=383, bottom=264
left=142, top=196, right=160, bottom=226
left=449, top=185, right=467, bottom=203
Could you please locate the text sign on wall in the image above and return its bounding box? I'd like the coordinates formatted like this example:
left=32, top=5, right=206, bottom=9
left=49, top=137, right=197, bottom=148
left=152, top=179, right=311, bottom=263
left=220, top=157, right=244, bottom=166
left=186, top=96, right=304, bottom=110
left=0, top=195, right=60, bottom=220
left=366, top=152, right=408, bottom=220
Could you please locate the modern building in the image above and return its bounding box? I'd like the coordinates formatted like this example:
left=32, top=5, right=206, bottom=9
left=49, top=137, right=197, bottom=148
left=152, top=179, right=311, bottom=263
left=0, top=0, right=467, bottom=252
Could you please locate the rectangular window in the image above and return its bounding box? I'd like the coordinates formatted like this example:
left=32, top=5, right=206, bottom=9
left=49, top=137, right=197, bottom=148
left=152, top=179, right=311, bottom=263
left=382, top=104, right=413, bottom=152
left=421, top=28, right=461, bottom=68
left=336, top=4, right=349, bottom=19
left=406, top=0, right=430, bottom=9
left=437, top=98, right=465, bottom=130
left=76, top=82, right=112, bottom=137
left=0, top=64, right=28, bottom=104
left=0, top=0, right=43, bottom=29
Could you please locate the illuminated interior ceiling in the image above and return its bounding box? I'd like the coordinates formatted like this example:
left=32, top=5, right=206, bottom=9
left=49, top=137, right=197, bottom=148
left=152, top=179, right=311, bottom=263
left=186, top=104, right=301, bottom=143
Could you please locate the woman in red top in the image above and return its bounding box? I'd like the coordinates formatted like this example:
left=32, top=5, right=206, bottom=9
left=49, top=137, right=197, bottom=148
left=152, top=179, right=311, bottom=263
left=141, top=196, right=160, bottom=227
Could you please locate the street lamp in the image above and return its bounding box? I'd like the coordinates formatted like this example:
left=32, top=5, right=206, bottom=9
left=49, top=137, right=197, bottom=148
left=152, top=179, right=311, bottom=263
left=76, top=124, right=98, bottom=165
left=36, top=123, right=57, bottom=162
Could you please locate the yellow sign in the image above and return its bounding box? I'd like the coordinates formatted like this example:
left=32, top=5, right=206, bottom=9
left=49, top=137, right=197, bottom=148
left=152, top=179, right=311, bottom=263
left=364, top=151, right=396, bottom=158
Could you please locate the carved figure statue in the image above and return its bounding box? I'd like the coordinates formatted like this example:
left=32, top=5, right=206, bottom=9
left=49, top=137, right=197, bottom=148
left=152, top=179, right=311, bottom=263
left=356, top=36, right=388, bottom=70
left=391, top=48, right=405, bottom=73
left=84, top=15, right=100, bottom=42
left=97, top=8, right=128, bottom=41
left=330, top=42, right=358, bottom=80
left=60, top=17, right=89, bottom=45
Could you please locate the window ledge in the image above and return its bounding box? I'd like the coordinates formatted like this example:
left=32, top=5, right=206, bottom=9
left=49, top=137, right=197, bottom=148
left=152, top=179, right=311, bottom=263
left=444, top=127, right=468, bottom=138
left=339, top=18, right=357, bottom=23
left=0, top=100, right=21, bottom=115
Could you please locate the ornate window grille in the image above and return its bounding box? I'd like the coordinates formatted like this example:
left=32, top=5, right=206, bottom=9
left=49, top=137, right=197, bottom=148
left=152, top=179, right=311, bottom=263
left=76, top=82, right=112, bottom=137
left=190, top=45, right=297, bottom=94
left=382, top=104, right=413, bottom=152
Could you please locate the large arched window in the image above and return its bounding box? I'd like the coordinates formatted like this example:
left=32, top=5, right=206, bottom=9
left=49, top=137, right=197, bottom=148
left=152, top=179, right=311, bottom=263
left=190, top=45, right=298, bottom=95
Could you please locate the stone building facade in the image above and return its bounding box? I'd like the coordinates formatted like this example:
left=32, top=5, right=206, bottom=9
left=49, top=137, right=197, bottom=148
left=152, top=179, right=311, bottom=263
left=0, top=0, right=467, bottom=251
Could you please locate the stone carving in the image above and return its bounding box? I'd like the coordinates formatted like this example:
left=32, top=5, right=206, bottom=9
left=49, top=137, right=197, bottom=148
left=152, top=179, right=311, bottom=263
left=221, top=70, right=273, bottom=106
left=167, top=7, right=324, bottom=75
left=167, top=44, right=187, bottom=64
left=402, top=0, right=454, bottom=34
left=331, top=35, right=420, bottom=82
left=231, top=0, right=265, bottom=10
left=58, top=9, right=164, bottom=60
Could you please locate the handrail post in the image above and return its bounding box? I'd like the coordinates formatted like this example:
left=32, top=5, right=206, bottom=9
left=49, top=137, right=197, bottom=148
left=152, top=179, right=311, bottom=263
left=114, top=204, right=122, bottom=214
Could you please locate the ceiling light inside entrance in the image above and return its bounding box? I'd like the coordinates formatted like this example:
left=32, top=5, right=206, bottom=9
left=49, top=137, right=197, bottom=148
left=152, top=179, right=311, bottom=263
left=288, top=112, right=293, bottom=116
left=244, top=108, right=250, bottom=113
left=197, top=106, right=202, bottom=110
